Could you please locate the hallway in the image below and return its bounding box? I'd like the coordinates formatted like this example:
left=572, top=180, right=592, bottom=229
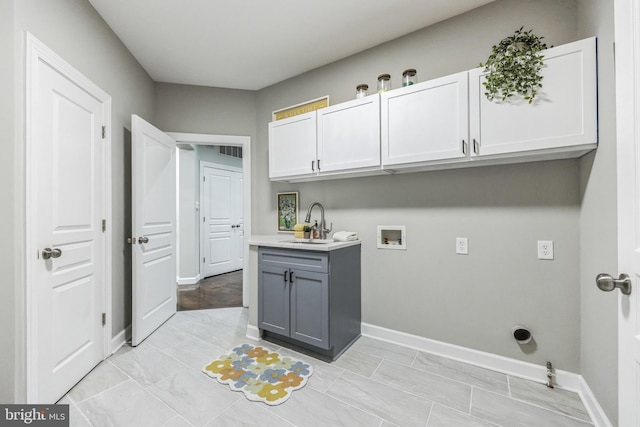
left=177, top=270, right=243, bottom=311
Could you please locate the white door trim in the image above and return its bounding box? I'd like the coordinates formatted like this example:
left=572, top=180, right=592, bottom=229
left=24, top=32, right=112, bottom=402
left=169, top=132, right=251, bottom=307
left=614, top=0, right=640, bottom=424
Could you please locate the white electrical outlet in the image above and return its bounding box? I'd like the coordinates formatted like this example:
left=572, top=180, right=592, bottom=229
left=538, top=240, right=554, bottom=260
left=456, top=237, right=468, bottom=255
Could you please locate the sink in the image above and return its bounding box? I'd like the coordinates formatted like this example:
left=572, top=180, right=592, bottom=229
left=283, top=238, right=334, bottom=244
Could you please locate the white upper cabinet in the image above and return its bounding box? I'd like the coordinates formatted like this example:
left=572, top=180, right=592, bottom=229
left=469, top=37, right=597, bottom=158
left=317, top=95, right=381, bottom=173
left=268, top=37, right=598, bottom=182
left=381, top=71, right=469, bottom=168
left=268, top=111, right=317, bottom=179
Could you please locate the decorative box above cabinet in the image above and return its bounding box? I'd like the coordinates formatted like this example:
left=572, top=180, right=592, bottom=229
left=381, top=71, right=469, bottom=168
left=468, top=37, right=597, bottom=159
left=268, top=111, right=317, bottom=179
left=317, top=94, right=381, bottom=174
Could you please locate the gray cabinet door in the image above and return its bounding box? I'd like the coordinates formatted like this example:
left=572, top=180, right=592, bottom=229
left=258, top=264, right=290, bottom=335
left=290, top=269, right=330, bottom=349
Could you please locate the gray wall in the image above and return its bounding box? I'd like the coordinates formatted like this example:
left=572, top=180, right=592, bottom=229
left=155, top=83, right=256, bottom=138
left=9, top=0, right=156, bottom=401
left=577, top=1, right=618, bottom=424
left=254, top=0, right=585, bottom=372
left=178, top=147, right=199, bottom=280
left=0, top=0, right=15, bottom=404
left=197, top=145, right=243, bottom=170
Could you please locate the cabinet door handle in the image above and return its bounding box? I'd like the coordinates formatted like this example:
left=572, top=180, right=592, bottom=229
left=473, top=139, right=479, bottom=155
left=462, top=140, right=467, bottom=155
left=311, top=160, right=315, bottom=172
left=317, top=160, right=321, bottom=171
left=289, top=271, right=294, bottom=283
left=284, top=271, right=288, bottom=283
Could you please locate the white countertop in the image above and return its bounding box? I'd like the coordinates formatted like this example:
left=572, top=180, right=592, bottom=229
left=248, top=235, right=361, bottom=252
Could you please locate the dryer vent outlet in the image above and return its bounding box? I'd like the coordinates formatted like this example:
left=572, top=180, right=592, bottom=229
left=513, top=326, right=532, bottom=345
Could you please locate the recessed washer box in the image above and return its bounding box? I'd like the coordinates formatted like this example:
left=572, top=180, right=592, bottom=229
left=377, top=225, right=406, bottom=250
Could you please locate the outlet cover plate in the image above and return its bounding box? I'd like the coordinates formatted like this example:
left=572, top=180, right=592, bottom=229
left=538, top=240, right=554, bottom=260
left=456, top=237, right=468, bottom=255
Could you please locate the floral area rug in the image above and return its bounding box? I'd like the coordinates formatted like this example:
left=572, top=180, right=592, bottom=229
left=203, top=343, right=313, bottom=405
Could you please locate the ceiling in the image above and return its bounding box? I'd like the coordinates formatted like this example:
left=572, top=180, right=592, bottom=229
left=87, top=0, right=495, bottom=90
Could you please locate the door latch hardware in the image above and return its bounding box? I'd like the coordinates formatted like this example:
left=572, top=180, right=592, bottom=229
left=42, top=248, right=62, bottom=260
left=127, top=237, right=136, bottom=244
left=596, top=273, right=632, bottom=295
left=138, top=236, right=149, bottom=244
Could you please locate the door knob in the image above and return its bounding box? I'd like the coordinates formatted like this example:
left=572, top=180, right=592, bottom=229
left=596, top=273, right=632, bottom=295
left=138, top=236, right=149, bottom=244
left=42, top=248, right=62, bottom=260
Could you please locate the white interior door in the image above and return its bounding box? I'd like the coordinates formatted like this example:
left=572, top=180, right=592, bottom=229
left=201, top=164, right=243, bottom=277
left=29, top=35, right=109, bottom=403
left=615, top=0, right=640, bottom=425
left=131, top=115, right=177, bottom=346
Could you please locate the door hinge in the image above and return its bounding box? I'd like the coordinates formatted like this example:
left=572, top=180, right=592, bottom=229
left=102, top=126, right=106, bottom=139
left=203, top=257, right=205, bottom=263
left=101, top=313, right=106, bottom=326
left=102, top=219, right=106, bottom=232
left=203, top=176, right=205, bottom=182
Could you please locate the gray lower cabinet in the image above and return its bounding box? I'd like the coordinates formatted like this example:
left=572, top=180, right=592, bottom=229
left=258, top=245, right=361, bottom=359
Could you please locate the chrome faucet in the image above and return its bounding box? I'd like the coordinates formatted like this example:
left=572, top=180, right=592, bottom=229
left=304, top=202, right=332, bottom=239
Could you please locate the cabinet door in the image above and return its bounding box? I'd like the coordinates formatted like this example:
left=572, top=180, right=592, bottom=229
left=381, top=71, right=469, bottom=166
left=317, top=95, right=381, bottom=173
left=258, top=264, right=290, bottom=336
left=268, top=111, right=317, bottom=179
left=289, top=269, right=330, bottom=349
left=469, top=37, right=597, bottom=157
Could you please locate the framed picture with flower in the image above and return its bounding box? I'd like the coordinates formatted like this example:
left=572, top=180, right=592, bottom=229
left=277, top=192, right=298, bottom=232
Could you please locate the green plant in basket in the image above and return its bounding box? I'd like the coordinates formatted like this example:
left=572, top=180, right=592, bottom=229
left=480, top=27, right=548, bottom=104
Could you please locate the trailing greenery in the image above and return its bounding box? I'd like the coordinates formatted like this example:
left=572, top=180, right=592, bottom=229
left=480, top=27, right=548, bottom=104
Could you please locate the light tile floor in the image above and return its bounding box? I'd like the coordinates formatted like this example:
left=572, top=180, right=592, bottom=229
left=61, top=308, right=594, bottom=427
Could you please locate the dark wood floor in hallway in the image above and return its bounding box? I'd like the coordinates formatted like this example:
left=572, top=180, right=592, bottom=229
left=177, top=270, right=242, bottom=311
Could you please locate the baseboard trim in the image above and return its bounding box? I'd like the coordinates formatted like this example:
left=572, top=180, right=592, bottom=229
left=245, top=324, right=261, bottom=342
left=110, top=325, right=131, bottom=354
left=361, top=322, right=612, bottom=427
left=577, top=376, right=614, bottom=427
left=177, top=274, right=201, bottom=286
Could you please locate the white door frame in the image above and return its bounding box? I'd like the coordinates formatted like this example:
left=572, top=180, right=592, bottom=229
left=23, top=33, right=112, bottom=402
left=200, top=161, right=243, bottom=278
left=615, top=0, right=640, bottom=424
left=169, top=133, right=251, bottom=307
